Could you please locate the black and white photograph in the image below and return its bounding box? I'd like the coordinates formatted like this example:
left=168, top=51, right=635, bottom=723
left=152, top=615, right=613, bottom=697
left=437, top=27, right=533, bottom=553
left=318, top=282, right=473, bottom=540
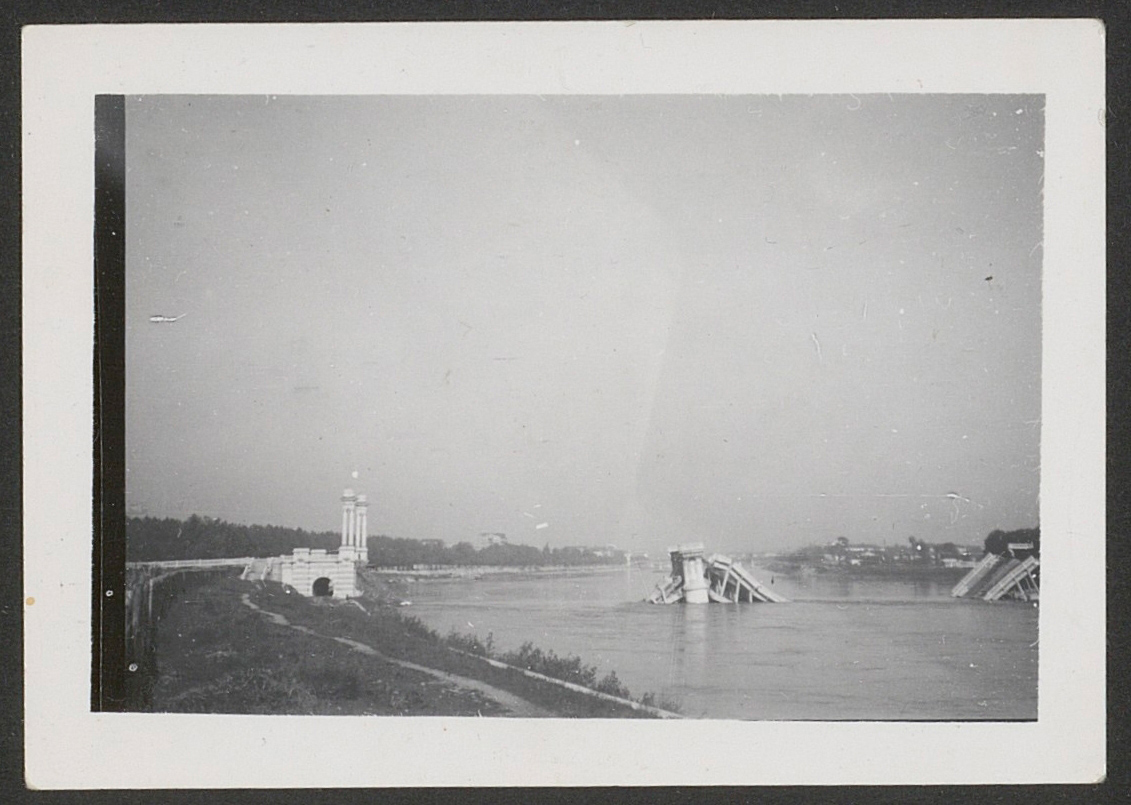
left=21, top=21, right=1104, bottom=787
left=120, top=92, right=1043, bottom=721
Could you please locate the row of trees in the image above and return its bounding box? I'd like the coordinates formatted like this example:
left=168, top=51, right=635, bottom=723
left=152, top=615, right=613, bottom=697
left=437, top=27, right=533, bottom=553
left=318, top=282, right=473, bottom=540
left=984, top=527, right=1040, bottom=557
left=368, top=535, right=624, bottom=569
left=126, top=516, right=626, bottom=568
left=126, top=515, right=340, bottom=562
left=776, top=526, right=1039, bottom=569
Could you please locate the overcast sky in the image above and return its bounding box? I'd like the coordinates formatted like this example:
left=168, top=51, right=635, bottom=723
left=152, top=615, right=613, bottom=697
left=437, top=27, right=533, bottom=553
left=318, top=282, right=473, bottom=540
left=124, top=94, right=1042, bottom=553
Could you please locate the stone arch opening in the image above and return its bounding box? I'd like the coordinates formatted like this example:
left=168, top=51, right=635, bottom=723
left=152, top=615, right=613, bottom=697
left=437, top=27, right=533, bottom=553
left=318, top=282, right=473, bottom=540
left=311, top=577, right=333, bottom=597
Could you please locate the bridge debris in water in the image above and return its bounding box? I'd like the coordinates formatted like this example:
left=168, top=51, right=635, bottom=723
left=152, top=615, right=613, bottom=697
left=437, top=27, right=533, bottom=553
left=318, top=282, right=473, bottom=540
left=647, top=543, right=789, bottom=604
left=951, top=541, right=1040, bottom=602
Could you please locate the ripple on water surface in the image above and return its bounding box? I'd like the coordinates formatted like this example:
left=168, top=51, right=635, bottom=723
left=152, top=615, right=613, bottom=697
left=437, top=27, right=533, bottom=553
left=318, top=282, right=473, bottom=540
left=405, top=570, right=1037, bottom=720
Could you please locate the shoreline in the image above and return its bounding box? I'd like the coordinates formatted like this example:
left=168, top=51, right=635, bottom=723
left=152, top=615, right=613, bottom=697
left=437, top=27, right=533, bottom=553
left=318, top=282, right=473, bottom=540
left=366, top=563, right=642, bottom=581
left=140, top=574, right=666, bottom=718
left=756, top=562, right=970, bottom=582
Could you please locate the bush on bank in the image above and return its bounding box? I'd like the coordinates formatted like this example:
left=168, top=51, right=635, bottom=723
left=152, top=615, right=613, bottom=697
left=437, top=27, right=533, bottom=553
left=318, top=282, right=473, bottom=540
left=441, top=630, right=669, bottom=709
left=251, top=581, right=667, bottom=717
left=145, top=576, right=504, bottom=716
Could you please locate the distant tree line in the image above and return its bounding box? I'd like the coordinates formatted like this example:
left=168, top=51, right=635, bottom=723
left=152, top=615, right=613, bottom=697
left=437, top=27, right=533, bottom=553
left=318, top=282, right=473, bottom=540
left=126, top=515, right=339, bottom=562
left=368, top=535, right=625, bottom=569
left=126, top=515, right=626, bottom=568
left=773, top=526, right=1039, bottom=570
left=983, top=527, right=1040, bottom=557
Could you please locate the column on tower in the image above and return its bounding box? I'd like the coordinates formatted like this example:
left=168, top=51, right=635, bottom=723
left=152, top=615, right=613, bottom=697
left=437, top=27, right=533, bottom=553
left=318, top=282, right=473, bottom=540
left=341, top=489, right=357, bottom=557
left=356, top=494, right=368, bottom=562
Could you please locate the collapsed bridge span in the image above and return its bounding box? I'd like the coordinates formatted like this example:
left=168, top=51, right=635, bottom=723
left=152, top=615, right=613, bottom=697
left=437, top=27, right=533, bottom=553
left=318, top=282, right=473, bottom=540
left=951, top=540, right=1039, bottom=602
left=647, top=544, right=788, bottom=604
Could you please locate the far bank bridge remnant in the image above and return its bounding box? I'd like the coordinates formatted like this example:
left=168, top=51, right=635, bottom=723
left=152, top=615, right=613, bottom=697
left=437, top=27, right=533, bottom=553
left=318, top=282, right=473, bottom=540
left=648, top=543, right=788, bottom=604
left=951, top=539, right=1040, bottom=602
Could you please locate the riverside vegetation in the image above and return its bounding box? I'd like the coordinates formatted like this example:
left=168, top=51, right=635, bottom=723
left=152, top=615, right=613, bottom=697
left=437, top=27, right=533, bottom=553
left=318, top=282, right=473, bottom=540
left=127, top=515, right=628, bottom=568
left=143, top=573, right=677, bottom=717
left=761, top=527, right=1039, bottom=577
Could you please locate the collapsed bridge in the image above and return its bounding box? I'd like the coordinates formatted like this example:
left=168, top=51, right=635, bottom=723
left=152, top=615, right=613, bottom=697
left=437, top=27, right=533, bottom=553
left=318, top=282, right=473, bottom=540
left=951, top=540, right=1040, bottom=602
left=647, top=543, right=788, bottom=604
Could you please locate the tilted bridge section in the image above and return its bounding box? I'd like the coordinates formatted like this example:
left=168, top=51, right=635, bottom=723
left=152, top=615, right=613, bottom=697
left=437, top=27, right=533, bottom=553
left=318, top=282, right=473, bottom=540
left=951, top=544, right=1040, bottom=602
left=648, top=544, right=788, bottom=604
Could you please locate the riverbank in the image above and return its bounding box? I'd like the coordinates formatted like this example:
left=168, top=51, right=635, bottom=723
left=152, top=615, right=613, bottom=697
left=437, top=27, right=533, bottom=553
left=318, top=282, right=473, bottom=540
left=146, top=575, right=669, bottom=717
left=757, top=561, right=970, bottom=583
left=365, top=563, right=634, bottom=580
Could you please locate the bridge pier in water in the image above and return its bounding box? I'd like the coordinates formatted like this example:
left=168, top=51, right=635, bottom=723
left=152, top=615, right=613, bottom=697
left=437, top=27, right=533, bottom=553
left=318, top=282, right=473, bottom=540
left=678, top=545, right=710, bottom=603
left=648, top=543, right=788, bottom=604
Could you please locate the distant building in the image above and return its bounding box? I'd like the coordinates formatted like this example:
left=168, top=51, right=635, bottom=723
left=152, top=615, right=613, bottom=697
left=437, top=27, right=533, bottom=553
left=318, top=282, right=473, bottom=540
left=942, top=557, right=978, bottom=568
left=478, top=532, right=508, bottom=548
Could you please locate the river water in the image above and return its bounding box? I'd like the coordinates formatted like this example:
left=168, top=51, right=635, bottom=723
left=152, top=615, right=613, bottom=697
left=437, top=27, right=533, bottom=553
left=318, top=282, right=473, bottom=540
left=401, top=566, right=1038, bottom=720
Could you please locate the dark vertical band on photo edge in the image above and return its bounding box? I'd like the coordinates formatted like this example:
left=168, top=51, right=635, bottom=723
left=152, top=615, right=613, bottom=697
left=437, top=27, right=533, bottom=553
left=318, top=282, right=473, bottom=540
left=93, top=95, right=126, bottom=711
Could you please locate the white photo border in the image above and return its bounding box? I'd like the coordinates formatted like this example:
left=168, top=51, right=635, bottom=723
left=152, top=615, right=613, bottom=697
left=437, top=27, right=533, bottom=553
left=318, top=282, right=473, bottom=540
left=22, top=20, right=1105, bottom=788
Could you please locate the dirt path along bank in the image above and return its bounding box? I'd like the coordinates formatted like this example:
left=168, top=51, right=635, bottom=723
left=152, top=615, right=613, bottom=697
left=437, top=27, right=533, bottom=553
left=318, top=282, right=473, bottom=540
left=240, top=593, right=550, bottom=717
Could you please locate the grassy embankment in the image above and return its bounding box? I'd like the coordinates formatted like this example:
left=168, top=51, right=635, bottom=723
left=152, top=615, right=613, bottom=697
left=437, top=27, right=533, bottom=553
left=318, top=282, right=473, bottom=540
left=148, top=575, right=670, bottom=717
